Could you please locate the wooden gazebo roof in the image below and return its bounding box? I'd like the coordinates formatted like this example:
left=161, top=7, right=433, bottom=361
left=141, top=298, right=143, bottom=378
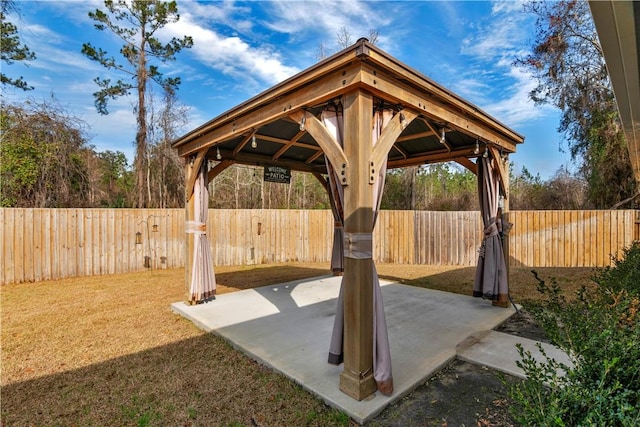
left=173, top=38, right=524, bottom=178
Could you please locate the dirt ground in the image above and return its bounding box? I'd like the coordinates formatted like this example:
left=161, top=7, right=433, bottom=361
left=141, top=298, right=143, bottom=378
left=367, top=309, right=544, bottom=426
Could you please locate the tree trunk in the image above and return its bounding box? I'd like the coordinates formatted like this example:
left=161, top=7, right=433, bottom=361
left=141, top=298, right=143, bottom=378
left=136, top=27, right=148, bottom=208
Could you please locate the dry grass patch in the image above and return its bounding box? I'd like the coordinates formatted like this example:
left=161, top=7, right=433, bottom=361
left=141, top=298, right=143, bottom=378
left=1, top=262, right=593, bottom=426
left=1, top=263, right=349, bottom=426
left=376, top=263, right=596, bottom=303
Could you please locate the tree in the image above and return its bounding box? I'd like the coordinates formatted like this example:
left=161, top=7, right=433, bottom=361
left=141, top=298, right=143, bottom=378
left=515, top=0, right=637, bottom=208
left=95, top=150, right=133, bottom=207
left=316, top=27, right=380, bottom=60
left=0, top=98, right=91, bottom=207
left=81, top=0, right=193, bottom=207
left=1, top=0, right=36, bottom=91
left=147, top=88, right=188, bottom=208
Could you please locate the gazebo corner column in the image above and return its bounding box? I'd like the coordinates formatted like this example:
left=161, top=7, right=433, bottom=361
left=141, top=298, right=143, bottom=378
left=339, top=89, right=377, bottom=400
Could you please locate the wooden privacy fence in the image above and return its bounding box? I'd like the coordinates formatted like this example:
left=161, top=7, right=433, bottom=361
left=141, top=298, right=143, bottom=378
left=1, top=208, right=638, bottom=284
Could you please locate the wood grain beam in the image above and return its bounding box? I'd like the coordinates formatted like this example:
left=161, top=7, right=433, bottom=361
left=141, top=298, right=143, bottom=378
left=290, top=110, right=349, bottom=185
left=387, top=147, right=476, bottom=168
left=233, top=132, right=254, bottom=155
left=207, top=159, right=234, bottom=183
left=273, top=129, right=306, bottom=160
left=177, top=63, right=363, bottom=158
left=371, top=109, right=418, bottom=183
left=185, top=150, right=207, bottom=200
left=359, top=65, right=520, bottom=152
left=215, top=148, right=325, bottom=174
left=362, top=47, right=524, bottom=143
left=454, top=157, right=477, bottom=175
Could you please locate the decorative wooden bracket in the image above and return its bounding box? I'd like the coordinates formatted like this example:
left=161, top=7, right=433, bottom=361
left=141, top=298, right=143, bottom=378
left=370, top=109, right=418, bottom=184
left=186, top=150, right=207, bottom=200
left=207, top=159, right=234, bottom=183
left=289, top=110, right=349, bottom=186
left=454, top=157, right=478, bottom=175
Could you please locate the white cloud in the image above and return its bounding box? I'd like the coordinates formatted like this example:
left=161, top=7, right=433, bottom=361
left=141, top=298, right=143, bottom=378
left=262, top=0, right=391, bottom=44
left=482, top=67, right=556, bottom=127
left=491, top=0, right=526, bottom=15
left=162, top=13, right=299, bottom=86
left=454, top=0, right=557, bottom=129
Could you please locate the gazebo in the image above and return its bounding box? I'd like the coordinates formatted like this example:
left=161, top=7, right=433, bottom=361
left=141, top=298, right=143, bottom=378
left=172, top=38, right=524, bottom=401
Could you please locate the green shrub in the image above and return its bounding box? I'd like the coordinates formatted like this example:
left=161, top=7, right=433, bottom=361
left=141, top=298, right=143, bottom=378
left=507, top=243, right=640, bottom=426
left=593, top=242, right=640, bottom=295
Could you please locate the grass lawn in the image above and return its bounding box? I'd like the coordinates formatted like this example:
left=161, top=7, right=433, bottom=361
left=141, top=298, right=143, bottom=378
left=1, top=263, right=594, bottom=426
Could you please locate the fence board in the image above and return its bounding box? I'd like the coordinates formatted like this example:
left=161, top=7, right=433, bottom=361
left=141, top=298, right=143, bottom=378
left=1, top=208, right=638, bottom=284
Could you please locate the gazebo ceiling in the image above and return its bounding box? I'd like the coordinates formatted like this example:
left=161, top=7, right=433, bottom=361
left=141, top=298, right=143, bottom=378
left=173, top=39, right=524, bottom=175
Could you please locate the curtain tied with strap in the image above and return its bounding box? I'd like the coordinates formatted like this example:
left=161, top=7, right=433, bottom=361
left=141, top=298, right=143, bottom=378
left=324, top=103, right=394, bottom=396
left=188, top=163, right=217, bottom=303
left=473, top=155, right=509, bottom=304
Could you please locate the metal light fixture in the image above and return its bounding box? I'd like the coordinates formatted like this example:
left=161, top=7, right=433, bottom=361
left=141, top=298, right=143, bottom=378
left=299, top=115, right=306, bottom=131
left=216, top=146, right=222, bottom=160
left=135, top=231, right=142, bottom=245
left=439, top=128, right=446, bottom=144
left=474, top=139, right=480, bottom=155
left=251, top=133, right=257, bottom=149
left=399, top=112, right=408, bottom=129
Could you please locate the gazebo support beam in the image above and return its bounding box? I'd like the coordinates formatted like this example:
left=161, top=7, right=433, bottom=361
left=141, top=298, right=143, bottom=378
left=339, top=89, right=377, bottom=400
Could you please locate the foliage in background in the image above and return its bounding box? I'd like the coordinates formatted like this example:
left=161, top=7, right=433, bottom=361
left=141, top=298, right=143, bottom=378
left=508, top=242, right=640, bottom=425
left=1, top=99, right=90, bottom=207
left=82, top=0, right=193, bottom=208
left=0, top=0, right=35, bottom=91
left=382, top=164, right=478, bottom=211
left=510, top=165, right=588, bottom=209
left=516, top=0, right=637, bottom=208
left=208, top=165, right=329, bottom=210
left=0, top=99, right=133, bottom=208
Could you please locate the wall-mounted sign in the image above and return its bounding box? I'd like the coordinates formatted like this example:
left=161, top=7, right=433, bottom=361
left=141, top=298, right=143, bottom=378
left=264, top=165, right=291, bottom=184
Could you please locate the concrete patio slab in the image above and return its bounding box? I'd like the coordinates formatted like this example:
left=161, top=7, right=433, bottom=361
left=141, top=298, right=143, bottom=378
left=458, top=330, right=573, bottom=379
left=171, top=275, right=517, bottom=424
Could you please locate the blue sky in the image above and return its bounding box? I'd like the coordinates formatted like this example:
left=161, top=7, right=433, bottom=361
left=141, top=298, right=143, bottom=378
left=3, top=0, right=578, bottom=179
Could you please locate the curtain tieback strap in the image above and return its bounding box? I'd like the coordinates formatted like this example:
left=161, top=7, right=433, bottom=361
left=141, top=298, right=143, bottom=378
left=344, top=232, right=373, bottom=259
left=334, top=221, right=343, bottom=228
left=186, top=221, right=207, bottom=235
left=483, top=222, right=499, bottom=238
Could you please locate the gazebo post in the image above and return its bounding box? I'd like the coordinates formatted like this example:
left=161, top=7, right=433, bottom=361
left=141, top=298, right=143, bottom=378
left=339, top=89, right=377, bottom=400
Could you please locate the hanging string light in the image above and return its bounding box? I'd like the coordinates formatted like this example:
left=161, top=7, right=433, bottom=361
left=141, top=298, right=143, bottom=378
left=299, top=115, right=306, bottom=131
left=216, top=146, right=221, bottom=160
left=251, top=133, right=257, bottom=149
left=483, top=144, right=489, bottom=158
left=439, top=128, right=446, bottom=144
left=474, top=139, right=480, bottom=155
